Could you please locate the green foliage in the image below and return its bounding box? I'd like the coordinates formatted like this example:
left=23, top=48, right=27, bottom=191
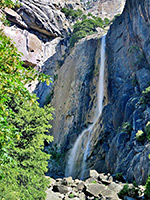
left=61, top=8, right=83, bottom=20
left=70, top=30, right=87, bottom=47
left=118, top=184, right=139, bottom=199
left=0, top=0, right=15, bottom=8
left=146, top=122, right=150, bottom=140
left=139, top=86, right=150, bottom=105
left=0, top=30, right=52, bottom=166
left=145, top=175, right=150, bottom=199
left=61, top=8, right=109, bottom=47
left=136, top=130, right=145, bottom=141
left=133, top=180, right=138, bottom=187
left=0, top=14, right=11, bottom=26
left=104, top=18, right=110, bottom=26
left=121, top=122, right=132, bottom=134
left=70, top=18, right=105, bottom=47
left=92, top=180, right=97, bottom=184
left=49, top=144, right=62, bottom=162
left=115, top=173, right=124, bottom=182
left=68, top=193, right=75, bottom=198
left=0, top=101, right=54, bottom=199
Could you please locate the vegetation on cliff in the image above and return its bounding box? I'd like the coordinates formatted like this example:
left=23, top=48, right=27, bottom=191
left=62, top=7, right=110, bottom=47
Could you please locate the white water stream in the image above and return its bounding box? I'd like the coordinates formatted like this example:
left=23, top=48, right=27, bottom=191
left=65, top=35, right=106, bottom=179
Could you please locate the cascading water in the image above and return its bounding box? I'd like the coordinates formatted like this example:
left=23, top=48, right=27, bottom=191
left=65, top=35, right=106, bottom=179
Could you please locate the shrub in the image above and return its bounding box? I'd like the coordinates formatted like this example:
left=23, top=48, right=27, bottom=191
left=140, top=86, right=150, bottom=104
left=136, top=130, right=145, bottom=141
left=104, top=18, right=110, bottom=26
left=70, top=30, right=87, bottom=47
left=61, top=8, right=83, bottom=20
left=145, top=175, right=150, bottom=199
left=70, top=18, right=104, bottom=47
left=68, top=193, right=75, bottom=198
left=122, top=122, right=132, bottom=134
left=145, top=121, right=150, bottom=140
left=0, top=0, right=15, bottom=8
left=115, top=173, right=124, bottom=182
left=118, top=184, right=139, bottom=199
left=92, top=180, right=97, bottom=184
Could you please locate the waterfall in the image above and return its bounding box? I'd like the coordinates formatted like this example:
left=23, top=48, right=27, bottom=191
left=65, top=35, right=106, bottom=179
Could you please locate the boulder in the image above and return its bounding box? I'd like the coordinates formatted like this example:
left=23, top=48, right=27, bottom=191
left=62, top=177, right=73, bottom=185
left=77, top=182, right=85, bottom=191
left=46, top=189, right=60, bottom=200
left=89, top=170, right=99, bottom=179
left=53, top=184, right=70, bottom=194
left=86, top=183, right=106, bottom=197
left=1, top=25, right=42, bottom=67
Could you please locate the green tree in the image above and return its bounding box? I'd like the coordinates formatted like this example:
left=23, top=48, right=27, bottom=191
left=0, top=100, right=54, bottom=199
left=0, top=30, right=51, bottom=167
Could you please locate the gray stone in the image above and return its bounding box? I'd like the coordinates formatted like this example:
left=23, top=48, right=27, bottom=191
left=90, top=170, right=99, bottom=179
left=86, top=183, right=106, bottom=197
left=46, top=189, right=60, bottom=200
left=62, top=177, right=73, bottom=185
left=101, top=188, right=120, bottom=200
left=108, top=182, right=123, bottom=193
left=77, top=182, right=85, bottom=191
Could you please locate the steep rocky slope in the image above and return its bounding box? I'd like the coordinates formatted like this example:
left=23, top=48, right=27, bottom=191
left=45, top=0, right=150, bottom=185
left=86, top=0, right=150, bottom=184
left=81, top=0, right=125, bottom=20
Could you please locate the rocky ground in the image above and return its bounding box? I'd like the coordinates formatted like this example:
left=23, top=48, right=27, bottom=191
left=46, top=170, right=145, bottom=200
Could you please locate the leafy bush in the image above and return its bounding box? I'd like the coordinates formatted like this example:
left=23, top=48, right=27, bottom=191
left=104, top=18, right=110, bottom=26
left=70, top=18, right=104, bottom=47
left=118, top=184, right=139, bottom=199
left=61, top=8, right=83, bottom=20
left=145, top=175, right=150, bottom=199
left=136, top=130, right=145, bottom=141
left=61, top=8, right=108, bottom=47
left=140, top=86, right=150, bottom=105
left=115, top=173, right=124, bottom=182
left=121, top=122, right=132, bottom=134
left=70, top=30, right=87, bottom=47
left=0, top=14, right=11, bottom=26
left=145, top=121, right=150, bottom=140
left=68, top=193, right=75, bottom=198
left=92, top=180, right=97, bottom=184
left=0, top=0, right=15, bottom=8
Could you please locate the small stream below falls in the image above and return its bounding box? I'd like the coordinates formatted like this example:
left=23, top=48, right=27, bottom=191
left=65, top=35, right=106, bottom=179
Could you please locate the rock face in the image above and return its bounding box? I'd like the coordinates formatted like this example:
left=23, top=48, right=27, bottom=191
left=81, top=0, right=126, bottom=20
left=86, top=0, right=150, bottom=185
left=50, top=33, right=105, bottom=148
left=45, top=0, right=150, bottom=185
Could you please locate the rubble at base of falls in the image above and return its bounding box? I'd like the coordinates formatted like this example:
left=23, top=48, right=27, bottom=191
left=46, top=170, right=145, bottom=200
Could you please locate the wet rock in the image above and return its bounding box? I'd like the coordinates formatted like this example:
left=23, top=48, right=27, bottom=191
left=124, top=197, right=136, bottom=200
